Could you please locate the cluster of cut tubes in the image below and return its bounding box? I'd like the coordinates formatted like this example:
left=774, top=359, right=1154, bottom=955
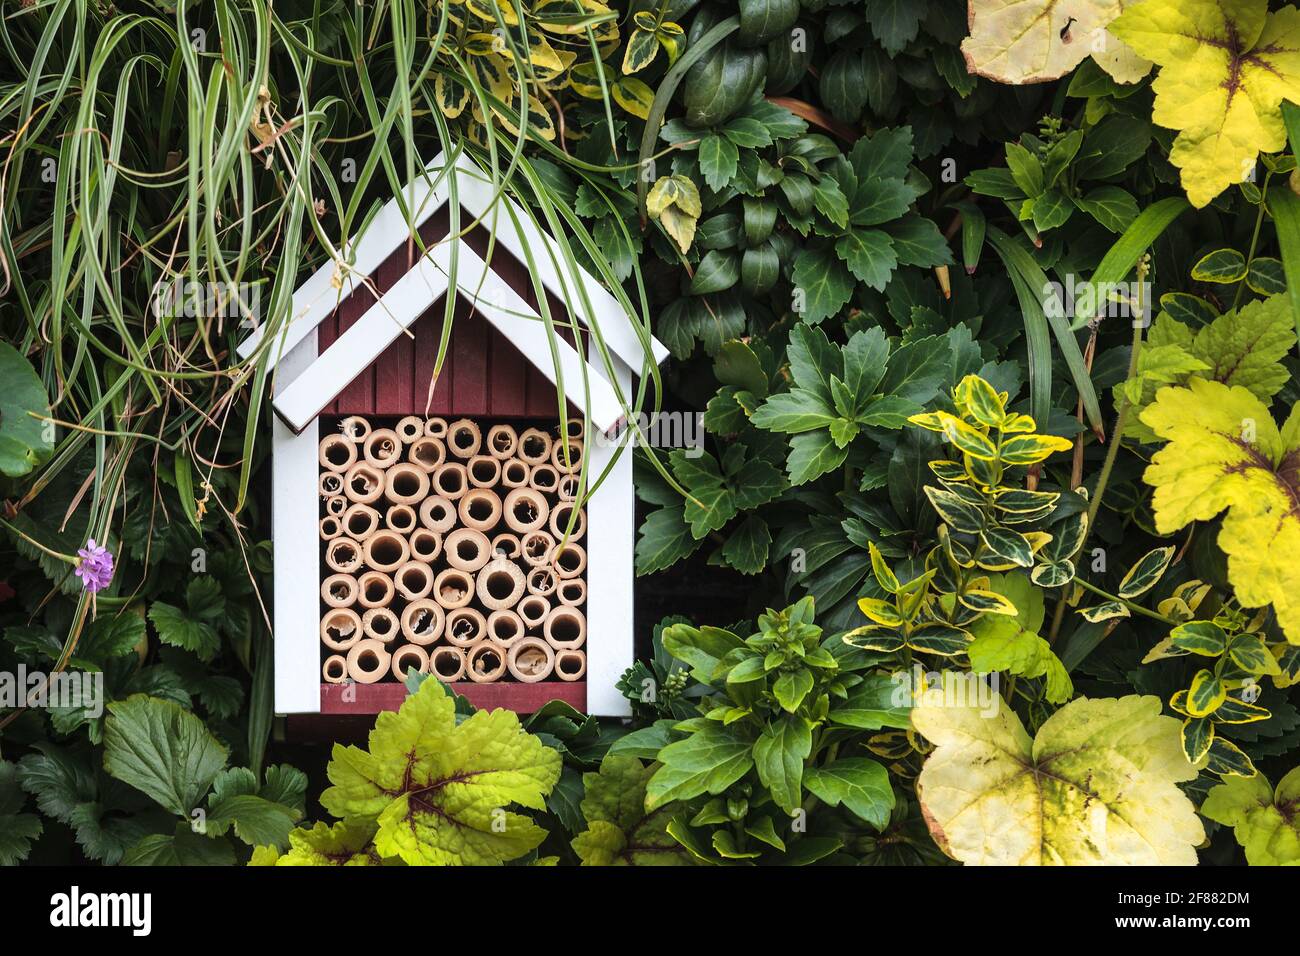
left=318, top=415, right=589, bottom=686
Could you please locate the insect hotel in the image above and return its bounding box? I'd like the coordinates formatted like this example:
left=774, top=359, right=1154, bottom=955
left=237, top=151, right=666, bottom=718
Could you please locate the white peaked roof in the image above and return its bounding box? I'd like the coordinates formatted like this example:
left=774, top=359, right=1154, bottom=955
left=237, top=149, right=667, bottom=434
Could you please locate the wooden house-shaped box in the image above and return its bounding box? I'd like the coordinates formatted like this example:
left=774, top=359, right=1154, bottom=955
left=237, top=151, right=666, bottom=718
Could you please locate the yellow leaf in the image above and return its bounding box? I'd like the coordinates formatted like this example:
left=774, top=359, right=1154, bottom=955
left=611, top=76, right=654, bottom=119
left=1111, top=0, right=1300, bottom=207
left=646, top=175, right=701, bottom=254
left=960, top=0, right=1151, bottom=84
left=567, top=60, right=607, bottom=100
left=913, top=689, right=1204, bottom=864
left=435, top=73, right=472, bottom=118
left=622, top=28, right=660, bottom=74
left=464, top=0, right=520, bottom=27
left=1141, top=378, right=1300, bottom=643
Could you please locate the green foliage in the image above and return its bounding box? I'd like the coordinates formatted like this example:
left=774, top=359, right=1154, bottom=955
left=6, top=0, right=1300, bottom=871
left=570, top=755, right=692, bottom=865
left=0, top=343, right=53, bottom=479
left=264, top=677, right=560, bottom=866
left=627, top=597, right=902, bottom=864
left=99, top=695, right=304, bottom=864
left=1201, top=766, right=1300, bottom=865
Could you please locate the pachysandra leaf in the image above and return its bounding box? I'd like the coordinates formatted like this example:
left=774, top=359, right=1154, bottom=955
left=1110, top=0, right=1300, bottom=207
left=1140, top=378, right=1300, bottom=644
left=961, top=0, right=1151, bottom=85
left=913, top=689, right=1204, bottom=864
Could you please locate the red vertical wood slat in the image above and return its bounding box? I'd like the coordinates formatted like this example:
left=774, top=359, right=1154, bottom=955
left=452, top=297, right=489, bottom=415
left=308, top=206, right=586, bottom=421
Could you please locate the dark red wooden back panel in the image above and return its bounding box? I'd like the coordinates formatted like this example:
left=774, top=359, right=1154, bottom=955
left=316, top=205, right=582, bottom=417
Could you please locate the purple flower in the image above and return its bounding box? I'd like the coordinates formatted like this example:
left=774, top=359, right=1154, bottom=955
left=74, top=539, right=114, bottom=593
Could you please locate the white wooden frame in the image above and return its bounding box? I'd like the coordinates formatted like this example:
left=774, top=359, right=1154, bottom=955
left=252, top=149, right=656, bottom=717
left=271, top=238, right=625, bottom=434
left=271, top=333, right=324, bottom=714
left=238, top=148, right=667, bottom=373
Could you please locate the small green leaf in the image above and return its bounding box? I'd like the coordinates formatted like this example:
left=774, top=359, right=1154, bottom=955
left=1191, top=248, right=1247, bottom=283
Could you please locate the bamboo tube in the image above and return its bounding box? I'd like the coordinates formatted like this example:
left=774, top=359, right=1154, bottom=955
left=553, top=541, right=587, bottom=579
left=342, top=503, right=381, bottom=540
left=320, top=608, right=362, bottom=651
left=318, top=433, right=357, bottom=472
left=518, top=427, right=552, bottom=465
left=507, top=637, right=555, bottom=683
left=526, top=566, right=558, bottom=597
left=394, top=560, right=434, bottom=601
left=476, top=556, right=526, bottom=610
left=409, top=436, right=446, bottom=471
left=346, top=638, right=391, bottom=684
left=549, top=503, right=587, bottom=541
left=340, top=416, right=371, bottom=442
left=551, top=437, right=584, bottom=474
left=445, top=607, right=487, bottom=648
left=520, top=530, right=555, bottom=568
left=385, top=462, right=431, bottom=505
left=343, top=462, right=385, bottom=504
left=362, top=530, right=410, bottom=573
left=555, top=649, right=586, bottom=681
left=418, top=494, right=457, bottom=533
left=563, top=418, right=584, bottom=441
left=465, top=639, right=507, bottom=682
left=386, top=503, right=417, bottom=534
left=363, top=428, right=402, bottom=468
left=500, top=458, right=530, bottom=489
left=320, top=472, right=344, bottom=497
left=356, top=570, right=395, bottom=609
left=518, top=594, right=550, bottom=629
left=557, top=579, right=587, bottom=607
left=395, top=415, right=425, bottom=444
left=321, top=573, right=359, bottom=608
left=528, top=463, right=559, bottom=494
left=391, top=644, right=430, bottom=680
left=503, top=487, right=549, bottom=533
left=487, top=609, right=526, bottom=647
left=409, top=528, right=443, bottom=563
left=556, top=474, right=580, bottom=502
left=544, top=605, right=586, bottom=649
left=424, top=416, right=448, bottom=439
left=362, top=607, right=400, bottom=643
left=433, top=568, right=474, bottom=608
left=325, top=537, right=364, bottom=574
left=486, top=424, right=518, bottom=459
left=446, top=418, right=482, bottom=459
left=322, top=654, right=349, bottom=684
left=445, top=528, right=492, bottom=572
left=320, top=515, right=344, bottom=540
left=458, top=488, right=502, bottom=532
left=430, top=645, right=466, bottom=682
left=467, top=455, right=502, bottom=488
left=431, top=462, right=469, bottom=500
left=400, top=599, right=445, bottom=645
left=324, top=494, right=347, bottom=517
left=491, top=532, right=522, bottom=560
